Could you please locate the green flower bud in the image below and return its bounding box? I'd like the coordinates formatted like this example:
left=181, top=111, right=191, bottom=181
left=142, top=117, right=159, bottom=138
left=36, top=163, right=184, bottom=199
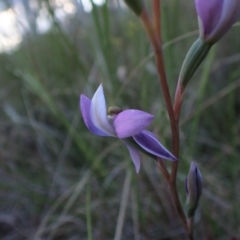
left=123, top=0, right=144, bottom=16
left=185, top=162, right=203, bottom=218
left=179, top=38, right=212, bottom=90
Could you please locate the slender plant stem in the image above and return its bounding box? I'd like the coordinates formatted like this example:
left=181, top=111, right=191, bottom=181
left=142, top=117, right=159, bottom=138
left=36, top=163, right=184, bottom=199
left=187, top=217, right=194, bottom=240
left=173, top=83, right=184, bottom=125
left=171, top=83, right=183, bottom=181
left=86, top=183, right=93, bottom=240
left=140, top=11, right=178, bottom=151
left=157, top=157, right=170, bottom=181
left=140, top=7, right=189, bottom=236
left=152, top=0, right=161, bottom=43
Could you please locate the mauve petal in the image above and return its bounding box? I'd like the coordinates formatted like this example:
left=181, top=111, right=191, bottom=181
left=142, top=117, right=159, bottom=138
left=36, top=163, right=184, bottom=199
left=195, top=0, right=223, bottom=37
left=210, top=0, right=240, bottom=41
left=80, top=95, right=109, bottom=136
left=191, top=162, right=203, bottom=199
left=133, top=130, right=177, bottom=161
left=114, top=109, right=154, bottom=138
left=187, top=162, right=203, bottom=205
left=124, top=143, right=141, bottom=173
left=90, top=84, right=116, bottom=137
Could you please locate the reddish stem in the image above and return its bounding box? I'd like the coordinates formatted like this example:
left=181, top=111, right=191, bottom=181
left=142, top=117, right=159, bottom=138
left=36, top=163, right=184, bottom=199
left=140, top=7, right=189, bottom=236
left=152, top=0, right=161, bottom=43
left=140, top=11, right=178, bottom=151
left=173, top=82, right=184, bottom=125
left=157, top=157, right=170, bottom=181
left=171, top=83, right=183, bottom=181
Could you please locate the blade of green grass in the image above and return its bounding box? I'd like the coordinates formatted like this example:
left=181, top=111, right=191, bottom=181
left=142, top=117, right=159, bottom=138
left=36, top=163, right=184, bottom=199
left=114, top=169, right=132, bottom=240
left=86, top=183, right=93, bottom=240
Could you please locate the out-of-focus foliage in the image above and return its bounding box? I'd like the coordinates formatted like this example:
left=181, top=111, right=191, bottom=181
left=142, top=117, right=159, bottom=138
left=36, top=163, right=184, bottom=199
left=0, top=0, right=240, bottom=239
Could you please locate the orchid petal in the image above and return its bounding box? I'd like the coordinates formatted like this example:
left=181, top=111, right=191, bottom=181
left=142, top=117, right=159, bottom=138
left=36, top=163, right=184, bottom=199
left=80, top=95, right=109, bottom=136
left=195, top=0, right=223, bottom=37
left=185, top=162, right=203, bottom=217
left=210, top=0, right=240, bottom=41
left=133, top=130, right=177, bottom=161
left=125, top=143, right=141, bottom=173
left=114, top=110, right=154, bottom=138
left=195, top=0, right=240, bottom=42
left=190, top=162, right=203, bottom=200
left=90, top=84, right=116, bottom=137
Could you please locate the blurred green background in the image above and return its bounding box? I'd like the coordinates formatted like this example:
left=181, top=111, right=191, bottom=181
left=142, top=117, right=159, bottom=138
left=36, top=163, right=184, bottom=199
left=0, top=0, right=240, bottom=239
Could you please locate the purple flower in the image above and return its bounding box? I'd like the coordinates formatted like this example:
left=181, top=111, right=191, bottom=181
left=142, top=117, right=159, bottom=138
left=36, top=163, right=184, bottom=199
left=80, top=84, right=177, bottom=173
left=185, top=162, right=203, bottom=217
left=195, top=0, right=240, bottom=43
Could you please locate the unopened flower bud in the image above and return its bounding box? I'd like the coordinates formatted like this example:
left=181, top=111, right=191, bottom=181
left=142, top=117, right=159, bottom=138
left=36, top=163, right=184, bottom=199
left=123, top=0, right=144, bottom=16
left=178, top=1, right=240, bottom=90
left=195, top=0, right=240, bottom=44
left=178, top=38, right=211, bottom=89
left=185, top=162, right=203, bottom=218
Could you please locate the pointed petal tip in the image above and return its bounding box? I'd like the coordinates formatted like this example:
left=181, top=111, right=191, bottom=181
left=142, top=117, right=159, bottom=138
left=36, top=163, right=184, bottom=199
left=135, top=155, right=141, bottom=173
left=163, top=155, right=178, bottom=162
left=133, top=130, right=177, bottom=161
left=80, top=93, right=88, bottom=101
left=125, top=143, right=141, bottom=173
left=134, top=159, right=141, bottom=173
left=97, top=83, right=103, bottom=90
left=190, top=161, right=198, bottom=169
left=171, top=155, right=178, bottom=161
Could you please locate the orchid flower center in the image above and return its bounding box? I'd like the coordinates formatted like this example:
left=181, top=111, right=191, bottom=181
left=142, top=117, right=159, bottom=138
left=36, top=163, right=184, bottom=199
left=107, top=106, right=122, bottom=115
left=107, top=106, right=122, bottom=125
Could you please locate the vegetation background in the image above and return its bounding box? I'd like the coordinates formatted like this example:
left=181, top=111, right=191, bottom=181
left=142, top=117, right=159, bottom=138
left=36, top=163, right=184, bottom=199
left=0, top=0, right=239, bottom=239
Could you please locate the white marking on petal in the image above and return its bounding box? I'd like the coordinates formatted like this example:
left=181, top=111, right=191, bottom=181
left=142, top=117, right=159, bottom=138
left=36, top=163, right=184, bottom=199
left=80, top=95, right=109, bottom=136
left=90, top=84, right=116, bottom=137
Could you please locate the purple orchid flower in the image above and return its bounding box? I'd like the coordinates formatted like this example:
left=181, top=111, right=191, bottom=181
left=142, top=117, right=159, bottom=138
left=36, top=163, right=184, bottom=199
left=80, top=84, right=177, bottom=173
left=195, top=0, right=240, bottom=43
